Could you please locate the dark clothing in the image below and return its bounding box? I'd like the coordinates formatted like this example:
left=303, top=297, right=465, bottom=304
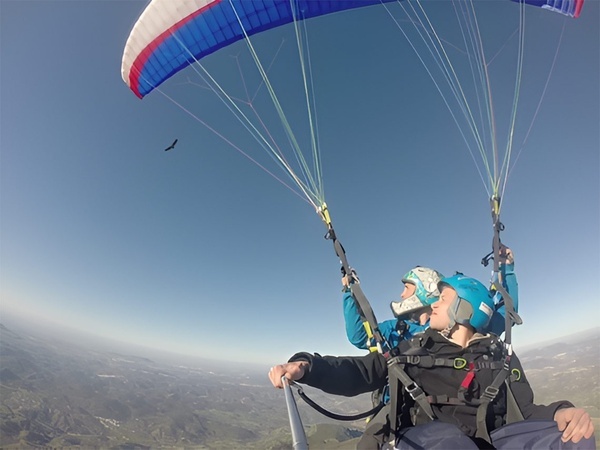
left=289, top=329, right=572, bottom=439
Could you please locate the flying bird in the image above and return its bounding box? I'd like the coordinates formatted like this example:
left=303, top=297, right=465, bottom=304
left=164, top=139, right=178, bottom=151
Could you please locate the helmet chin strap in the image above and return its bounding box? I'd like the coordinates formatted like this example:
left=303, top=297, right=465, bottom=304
left=444, top=293, right=461, bottom=334
left=440, top=322, right=458, bottom=338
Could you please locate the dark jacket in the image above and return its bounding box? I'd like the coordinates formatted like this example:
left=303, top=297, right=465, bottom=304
left=289, top=328, right=572, bottom=438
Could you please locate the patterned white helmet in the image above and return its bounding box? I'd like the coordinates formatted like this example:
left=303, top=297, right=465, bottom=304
left=390, top=267, right=444, bottom=318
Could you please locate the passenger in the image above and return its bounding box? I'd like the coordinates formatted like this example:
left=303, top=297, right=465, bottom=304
left=270, top=275, right=595, bottom=449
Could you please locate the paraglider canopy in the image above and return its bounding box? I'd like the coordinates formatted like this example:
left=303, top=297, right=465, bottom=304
left=122, top=0, right=583, bottom=99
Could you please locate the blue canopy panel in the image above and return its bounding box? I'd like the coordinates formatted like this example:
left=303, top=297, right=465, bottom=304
left=121, top=0, right=396, bottom=99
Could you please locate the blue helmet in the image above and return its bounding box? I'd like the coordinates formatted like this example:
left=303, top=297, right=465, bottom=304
left=390, top=267, right=444, bottom=318
left=437, top=275, right=494, bottom=332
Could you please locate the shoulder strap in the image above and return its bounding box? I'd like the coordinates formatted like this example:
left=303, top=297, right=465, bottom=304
left=505, top=380, right=525, bottom=424
left=387, top=354, right=436, bottom=427
left=474, top=342, right=524, bottom=442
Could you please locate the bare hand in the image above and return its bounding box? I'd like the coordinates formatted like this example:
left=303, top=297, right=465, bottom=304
left=554, top=407, right=595, bottom=443
left=342, top=275, right=352, bottom=288
left=268, top=361, right=308, bottom=389
left=499, top=244, right=514, bottom=265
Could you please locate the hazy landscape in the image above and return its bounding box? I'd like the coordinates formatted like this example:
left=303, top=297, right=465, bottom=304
left=1, top=315, right=598, bottom=449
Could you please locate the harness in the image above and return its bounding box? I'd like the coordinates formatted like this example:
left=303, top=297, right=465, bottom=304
left=386, top=334, right=524, bottom=443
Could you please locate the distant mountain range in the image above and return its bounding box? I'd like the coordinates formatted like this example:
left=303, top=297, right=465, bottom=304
left=0, top=320, right=370, bottom=449
left=1, top=320, right=598, bottom=449
left=518, top=327, right=599, bottom=353
left=517, top=327, right=600, bottom=417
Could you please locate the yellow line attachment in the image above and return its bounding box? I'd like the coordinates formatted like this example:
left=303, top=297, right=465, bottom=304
left=317, top=202, right=332, bottom=227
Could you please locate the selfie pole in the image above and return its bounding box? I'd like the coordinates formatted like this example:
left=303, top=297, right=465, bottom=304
left=282, top=376, right=309, bottom=450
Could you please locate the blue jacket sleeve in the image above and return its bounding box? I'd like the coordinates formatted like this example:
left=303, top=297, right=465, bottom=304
left=503, top=262, right=519, bottom=312
left=488, top=262, right=519, bottom=335
left=342, top=290, right=398, bottom=350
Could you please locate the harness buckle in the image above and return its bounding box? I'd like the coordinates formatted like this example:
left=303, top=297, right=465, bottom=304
left=405, top=382, right=425, bottom=401
left=453, top=358, right=468, bottom=369
left=482, top=385, right=500, bottom=401
left=408, top=356, right=421, bottom=365
left=387, top=356, right=401, bottom=367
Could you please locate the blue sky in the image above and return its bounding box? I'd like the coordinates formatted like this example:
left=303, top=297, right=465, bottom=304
left=1, top=0, right=598, bottom=367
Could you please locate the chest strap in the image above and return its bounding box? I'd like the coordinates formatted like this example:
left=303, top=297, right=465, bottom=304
left=393, top=355, right=504, bottom=371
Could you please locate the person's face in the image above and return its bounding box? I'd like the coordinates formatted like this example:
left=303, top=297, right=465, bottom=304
left=401, top=282, right=416, bottom=300
left=430, top=286, right=456, bottom=330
